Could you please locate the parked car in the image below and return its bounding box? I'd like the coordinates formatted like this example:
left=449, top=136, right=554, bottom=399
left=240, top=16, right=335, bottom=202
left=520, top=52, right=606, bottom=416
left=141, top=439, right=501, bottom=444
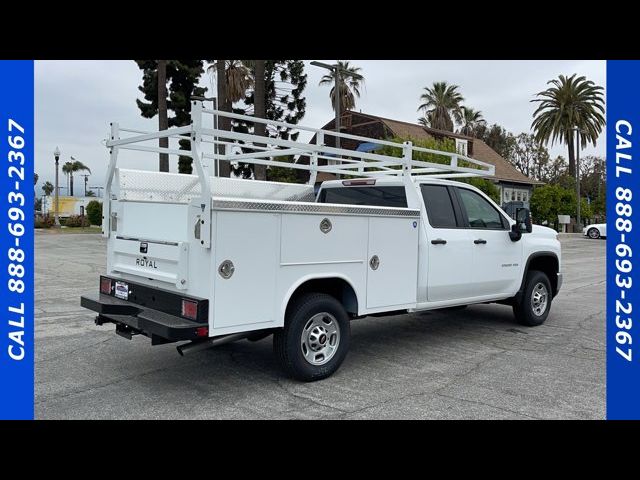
left=584, top=223, right=606, bottom=239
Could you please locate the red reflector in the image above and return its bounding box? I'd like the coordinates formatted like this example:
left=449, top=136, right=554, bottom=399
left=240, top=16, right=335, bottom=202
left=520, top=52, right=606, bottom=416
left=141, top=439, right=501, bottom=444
left=342, top=179, right=376, bottom=186
left=181, top=299, right=198, bottom=320
left=100, top=277, right=112, bottom=295
left=195, top=327, right=209, bottom=337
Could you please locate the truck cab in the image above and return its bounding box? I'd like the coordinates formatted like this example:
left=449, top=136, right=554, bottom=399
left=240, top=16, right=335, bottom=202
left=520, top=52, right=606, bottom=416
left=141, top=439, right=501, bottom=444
left=318, top=177, right=562, bottom=312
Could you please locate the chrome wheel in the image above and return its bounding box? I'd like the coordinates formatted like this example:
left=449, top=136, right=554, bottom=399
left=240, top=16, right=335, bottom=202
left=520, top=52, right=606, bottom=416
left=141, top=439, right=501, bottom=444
left=300, top=312, right=340, bottom=366
left=588, top=228, right=600, bottom=239
left=530, top=282, right=548, bottom=317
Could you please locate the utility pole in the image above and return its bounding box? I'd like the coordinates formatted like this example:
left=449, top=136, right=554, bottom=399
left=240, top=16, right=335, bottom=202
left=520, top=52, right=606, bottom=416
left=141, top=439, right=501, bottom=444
left=81, top=174, right=90, bottom=196
left=574, top=127, right=582, bottom=230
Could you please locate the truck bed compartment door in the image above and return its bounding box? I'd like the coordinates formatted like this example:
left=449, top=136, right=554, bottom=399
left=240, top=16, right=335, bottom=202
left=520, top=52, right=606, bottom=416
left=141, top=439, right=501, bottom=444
left=366, top=216, right=419, bottom=309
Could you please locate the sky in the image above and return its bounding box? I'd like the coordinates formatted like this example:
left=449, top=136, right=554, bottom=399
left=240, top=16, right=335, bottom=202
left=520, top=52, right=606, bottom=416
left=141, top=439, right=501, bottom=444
left=34, top=60, right=606, bottom=197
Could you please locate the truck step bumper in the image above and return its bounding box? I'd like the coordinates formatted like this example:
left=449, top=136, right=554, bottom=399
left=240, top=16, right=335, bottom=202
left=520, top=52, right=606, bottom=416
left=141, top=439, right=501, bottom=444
left=81, top=292, right=208, bottom=344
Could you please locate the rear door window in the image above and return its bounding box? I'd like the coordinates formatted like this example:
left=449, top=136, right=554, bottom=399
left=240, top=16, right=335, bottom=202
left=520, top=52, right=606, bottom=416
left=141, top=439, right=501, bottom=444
left=420, top=184, right=458, bottom=228
left=318, top=186, right=407, bottom=208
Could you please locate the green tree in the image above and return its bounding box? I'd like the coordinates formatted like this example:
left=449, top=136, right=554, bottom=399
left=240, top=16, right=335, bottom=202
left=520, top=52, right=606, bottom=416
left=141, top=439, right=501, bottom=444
left=531, top=73, right=605, bottom=177
left=35, top=197, right=42, bottom=212
left=530, top=184, right=575, bottom=227
left=42, top=181, right=54, bottom=196
left=457, top=107, right=486, bottom=137
left=86, top=200, right=103, bottom=226
left=136, top=60, right=207, bottom=174
left=86, top=190, right=96, bottom=197
left=318, top=61, right=364, bottom=113
left=480, top=123, right=516, bottom=159
left=417, top=82, right=464, bottom=132
left=135, top=60, right=169, bottom=171
left=239, top=60, right=308, bottom=178
left=510, top=133, right=551, bottom=180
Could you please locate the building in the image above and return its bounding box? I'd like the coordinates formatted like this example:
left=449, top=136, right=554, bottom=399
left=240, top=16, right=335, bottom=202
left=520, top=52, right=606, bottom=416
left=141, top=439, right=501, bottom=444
left=42, top=195, right=96, bottom=218
left=300, top=111, right=542, bottom=205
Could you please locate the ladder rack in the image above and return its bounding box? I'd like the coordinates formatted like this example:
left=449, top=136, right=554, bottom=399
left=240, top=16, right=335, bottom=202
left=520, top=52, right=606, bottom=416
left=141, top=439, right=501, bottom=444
left=102, top=100, right=495, bottom=248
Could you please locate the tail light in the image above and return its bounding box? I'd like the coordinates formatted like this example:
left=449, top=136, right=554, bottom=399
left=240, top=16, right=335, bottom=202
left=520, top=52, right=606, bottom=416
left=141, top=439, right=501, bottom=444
left=195, top=327, right=209, bottom=337
left=181, top=299, right=199, bottom=320
left=100, top=277, right=112, bottom=295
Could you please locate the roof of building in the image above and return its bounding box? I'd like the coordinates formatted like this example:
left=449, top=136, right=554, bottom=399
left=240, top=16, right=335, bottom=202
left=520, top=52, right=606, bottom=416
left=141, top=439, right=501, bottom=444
left=337, top=111, right=543, bottom=186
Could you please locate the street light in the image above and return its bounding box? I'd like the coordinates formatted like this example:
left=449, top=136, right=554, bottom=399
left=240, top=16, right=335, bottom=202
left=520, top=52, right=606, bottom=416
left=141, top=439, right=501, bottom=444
left=573, top=127, right=584, bottom=230
left=53, top=146, right=61, bottom=228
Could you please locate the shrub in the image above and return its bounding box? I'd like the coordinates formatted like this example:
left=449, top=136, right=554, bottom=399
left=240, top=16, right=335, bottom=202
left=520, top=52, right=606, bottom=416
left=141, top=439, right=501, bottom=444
left=34, top=216, right=54, bottom=229
left=65, top=215, right=90, bottom=227
left=86, top=200, right=102, bottom=226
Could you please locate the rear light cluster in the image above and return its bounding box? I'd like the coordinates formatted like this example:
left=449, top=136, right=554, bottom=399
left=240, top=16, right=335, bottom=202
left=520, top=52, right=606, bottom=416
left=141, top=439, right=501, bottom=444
left=181, top=299, right=199, bottom=320
left=100, top=276, right=113, bottom=295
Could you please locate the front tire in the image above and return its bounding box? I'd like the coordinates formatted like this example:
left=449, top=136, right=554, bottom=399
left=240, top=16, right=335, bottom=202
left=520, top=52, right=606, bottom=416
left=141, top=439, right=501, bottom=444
left=587, top=228, right=600, bottom=239
left=513, top=270, right=552, bottom=326
left=274, top=293, right=350, bottom=382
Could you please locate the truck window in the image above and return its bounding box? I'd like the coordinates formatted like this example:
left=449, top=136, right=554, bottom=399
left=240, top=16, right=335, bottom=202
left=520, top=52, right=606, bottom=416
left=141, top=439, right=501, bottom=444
left=318, top=186, right=407, bottom=208
left=420, top=184, right=458, bottom=228
left=457, top=187, right=507, bottom=229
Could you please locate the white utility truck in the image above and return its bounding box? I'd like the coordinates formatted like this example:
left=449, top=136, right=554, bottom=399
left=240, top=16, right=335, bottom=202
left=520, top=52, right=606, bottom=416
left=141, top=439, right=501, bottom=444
left=81, top=101, right=562, bottom=381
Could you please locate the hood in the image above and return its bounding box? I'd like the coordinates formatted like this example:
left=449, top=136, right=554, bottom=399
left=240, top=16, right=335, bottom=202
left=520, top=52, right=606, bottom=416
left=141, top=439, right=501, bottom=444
left=532, top=224, right=558, bottom=238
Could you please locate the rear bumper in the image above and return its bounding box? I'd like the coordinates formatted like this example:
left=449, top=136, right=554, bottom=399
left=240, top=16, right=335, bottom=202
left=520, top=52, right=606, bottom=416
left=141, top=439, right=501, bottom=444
left=81, top=292, right=207, bottom=344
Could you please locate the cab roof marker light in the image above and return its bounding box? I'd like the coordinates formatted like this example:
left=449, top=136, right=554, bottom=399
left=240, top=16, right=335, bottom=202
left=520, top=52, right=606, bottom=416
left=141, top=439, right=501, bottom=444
left=342, top=179, right=376, bottom=186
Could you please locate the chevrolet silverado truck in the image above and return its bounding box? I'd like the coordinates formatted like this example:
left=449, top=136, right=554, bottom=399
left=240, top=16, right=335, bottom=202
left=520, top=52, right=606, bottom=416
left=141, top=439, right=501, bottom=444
left=81, top=101, right=562, bottom=381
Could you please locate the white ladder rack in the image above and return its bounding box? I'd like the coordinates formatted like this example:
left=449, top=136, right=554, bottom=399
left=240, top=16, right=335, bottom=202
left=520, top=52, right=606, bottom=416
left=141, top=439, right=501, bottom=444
left=102, top=100, right=495, bottom=248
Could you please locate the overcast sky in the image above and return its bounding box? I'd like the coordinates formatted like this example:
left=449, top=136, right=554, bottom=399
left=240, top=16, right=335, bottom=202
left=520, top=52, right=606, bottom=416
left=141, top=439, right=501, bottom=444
left=35, top=60, right=606, bottom=197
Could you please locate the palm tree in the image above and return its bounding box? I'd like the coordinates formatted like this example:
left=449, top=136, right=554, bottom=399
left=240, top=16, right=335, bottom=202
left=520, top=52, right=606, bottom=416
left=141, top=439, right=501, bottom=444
left=531, top=74, right=605, bottom=177
left=318, top=61, right=365, bottom=113
left=209, top=60, right=254, bottom=177
left=418, top=82, right=464, bottom=132
left=417, top=116, right=430, bottom=127
left=62, top=161, right=73, bottom=195
left=158, top=60, right=169, bottom=172
left=42, top=181, right=54, bottom=196
left=66, top=158, right=91, bottom=196
left=252, top=60, right=267, bottom=181
left=458, top=107, right=486, bottom=137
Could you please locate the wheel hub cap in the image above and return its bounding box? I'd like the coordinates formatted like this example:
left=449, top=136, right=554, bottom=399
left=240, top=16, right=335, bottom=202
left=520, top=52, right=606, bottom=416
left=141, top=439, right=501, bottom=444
left=301, top=313, right=340, bottom=366
left=531, top=282, right=548, bottom=316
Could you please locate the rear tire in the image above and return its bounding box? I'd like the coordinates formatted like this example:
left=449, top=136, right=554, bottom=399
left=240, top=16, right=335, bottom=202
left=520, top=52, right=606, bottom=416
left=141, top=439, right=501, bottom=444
left=274, top=293, right=350, bottom=382
left=513, top=270, right=552, bottom=326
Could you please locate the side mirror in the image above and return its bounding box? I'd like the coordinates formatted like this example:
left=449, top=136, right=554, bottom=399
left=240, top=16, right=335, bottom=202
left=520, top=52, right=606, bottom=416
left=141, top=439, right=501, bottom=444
left=509, top=223, right=522, bottom=242
left=516, top=207, right=533, bottom=233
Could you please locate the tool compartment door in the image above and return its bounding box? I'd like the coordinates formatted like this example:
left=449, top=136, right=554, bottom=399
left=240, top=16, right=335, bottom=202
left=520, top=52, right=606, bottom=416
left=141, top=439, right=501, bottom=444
left=366, top=216, right=419, bottom=309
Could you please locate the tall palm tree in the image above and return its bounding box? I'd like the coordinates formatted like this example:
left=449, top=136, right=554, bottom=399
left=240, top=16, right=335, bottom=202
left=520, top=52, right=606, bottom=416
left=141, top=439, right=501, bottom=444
left=42, top=181, right=54, bottom=196
left=458, top=107, right=486, bottom=137
left=318, top=61, right=365, bottom=113
left=62, top=161, right=73, bottom=195
left=417, top=116, right=430, bottom=127
left=67, top=158, right=91, bottom=196
left=210, top=60, right=254, bottom=177
left=252, top=60, right=267, bottom=181
left=531, top=74, right=605, bottom=177
left=158, top=60, right=169, bottom=172
left=418, top=82, right=464, bottom=132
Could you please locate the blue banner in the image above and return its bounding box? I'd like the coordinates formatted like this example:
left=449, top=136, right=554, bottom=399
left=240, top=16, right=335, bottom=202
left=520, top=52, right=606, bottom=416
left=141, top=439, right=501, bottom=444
left=607, top=60, right=640, bottom=419
left=0, top=60, right=34, bottom=419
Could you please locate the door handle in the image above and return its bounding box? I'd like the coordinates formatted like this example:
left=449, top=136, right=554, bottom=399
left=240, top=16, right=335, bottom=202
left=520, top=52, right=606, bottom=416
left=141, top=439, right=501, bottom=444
left=474, top=239, right=487, bottom=244
left=431, top=238, right=447, bottom=245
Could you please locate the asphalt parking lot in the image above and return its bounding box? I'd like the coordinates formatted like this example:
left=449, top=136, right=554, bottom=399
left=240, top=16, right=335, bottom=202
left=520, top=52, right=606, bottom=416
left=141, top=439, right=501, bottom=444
left=35, top=232, right=605, bottom=419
